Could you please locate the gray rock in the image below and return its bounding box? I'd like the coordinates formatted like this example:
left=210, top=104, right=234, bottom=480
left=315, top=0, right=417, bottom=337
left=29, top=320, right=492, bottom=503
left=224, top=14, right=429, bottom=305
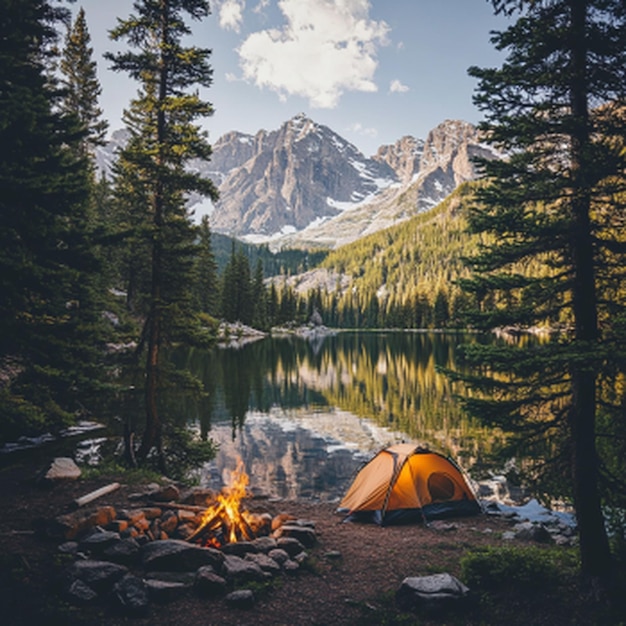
left=44, top=457, right=81, bottom=481
left=65, top=579, right=98, bottom=605
left=58, top=541, right=79, bottom=555
left=149, top=484, right=180, bottom=502
left=512, top=521, right=553, bottom=543
left=221, top=540, right=259, bottom=557
left=222, top=554, right=267, bottom=583
left=113, top=574, right=150, bottom=616
left=276, top=536, right=306, bottom=556
left=273, top=524, right=316, bottom=548
left=141, top=539, right=224, bottom=571
left=103, top=537, right=141, bottom=565
left=267, top=548, right=290, bottom=565
left=144, top=579, right=190, bottom=603
left=145, top=571, right=196, bottom=585
left=66, top=559, right=128, bottom=592
left=396, top=573, right=469, bottom=613
left=225, top=589, right=255, bottom=609
left=251, top=536, right=277, bottom=553
left=245, top=552, right=281, bottom=575
left=194, top=566, right=228, bottom=598
left=79, top=530, right=121, bottom=554
left=282, top=559, right=300, bottom=575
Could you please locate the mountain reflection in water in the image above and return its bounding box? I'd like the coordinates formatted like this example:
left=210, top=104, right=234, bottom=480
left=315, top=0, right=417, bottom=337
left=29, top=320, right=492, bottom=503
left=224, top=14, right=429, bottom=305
left=172, top=331, right=505, bottom=500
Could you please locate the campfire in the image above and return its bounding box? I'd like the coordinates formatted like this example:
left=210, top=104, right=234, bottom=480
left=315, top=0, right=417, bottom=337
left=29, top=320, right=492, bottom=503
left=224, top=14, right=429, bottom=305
left=187, top=461, right=269, bottom=548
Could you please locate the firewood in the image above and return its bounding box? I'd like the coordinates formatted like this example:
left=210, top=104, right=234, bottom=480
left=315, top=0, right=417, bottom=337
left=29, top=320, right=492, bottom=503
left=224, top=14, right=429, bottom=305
left=73, top=482, right=120, bottom=508
left=186, top=504, right=225, bottom=542
left=157, top=502, right=208, bottom=513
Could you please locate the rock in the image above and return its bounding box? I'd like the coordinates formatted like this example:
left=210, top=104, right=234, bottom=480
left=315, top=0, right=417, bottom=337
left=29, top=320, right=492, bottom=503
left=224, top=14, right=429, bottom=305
left=141, top=539, right=224, bottom=572
left=79, top=530, right=121, bottom=554
left=274, top=524, right=316, bottom=548
left=512, top=521, right=553, bottom=543
left=251, top=536, right=277, bottom=553
left=65, top=579, right=98, bottom=605
left=103, top=538, right=141, bottom=565
left=194, top=566, right=228, bottom=598
left=113, top=574, right=150, bottom=616
left=267, top=548, right=290, bottom=565
left=145, top=571, right=196, bottom=585
left=66, top=559, right=128, bottom=593
left=276, top=536, right=307, bottom=556
left=222, top=554, right=267, bottom=583
left=245, top=552, right=281, bottom=575
left=225, top=589, right=255, bottom=609
left=282, top=559, right=300, bottom=575
left=396, top=573, right=469, bottom=613
left=180, top=488, right=215, bottom=506
left=145, top=579, right=190, bottom=603
left=221, top=541, right=259, bottom=557
left=150, top=484, right=180, bottom=502
left=58, top=541, right=79, bottom=555
left=324, top=550, right=342, bottom=560
left=429, top=521, right=458, bottom=532
left=43, top=457, right=81, bottom=482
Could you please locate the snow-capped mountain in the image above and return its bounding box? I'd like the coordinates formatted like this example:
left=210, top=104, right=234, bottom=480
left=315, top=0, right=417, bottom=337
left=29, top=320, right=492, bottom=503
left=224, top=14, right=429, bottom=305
left=96, top=115, right=497, bottom=249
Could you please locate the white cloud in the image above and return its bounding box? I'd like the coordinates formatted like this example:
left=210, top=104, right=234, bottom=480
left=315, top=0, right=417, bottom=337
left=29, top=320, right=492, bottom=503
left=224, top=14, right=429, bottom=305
left=238, top=0, right=390, bottom=109
left=253, top=0, right=269, bottom=13
left=347, top=122, right=378, bottom=138
left=225, top=72, right=239, bottom=82
left=389, top=79, right=409, bottom=93
left=219, top=0, right=245, bottom=33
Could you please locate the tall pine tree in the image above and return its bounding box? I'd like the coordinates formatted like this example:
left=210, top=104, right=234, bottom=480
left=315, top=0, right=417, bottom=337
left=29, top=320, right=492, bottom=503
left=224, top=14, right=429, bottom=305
left=107, top=0, right=219, bottom=467
left=457, top=0, right=626, bottom=595
left=0, top=0, right=105, bottom=439
left=59, top=6, right=108, bottom=160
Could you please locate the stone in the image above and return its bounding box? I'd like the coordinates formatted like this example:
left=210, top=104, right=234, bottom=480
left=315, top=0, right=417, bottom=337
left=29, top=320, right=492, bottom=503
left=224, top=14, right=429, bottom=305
left=221, top=554, right=267, bottom=583
left=58, top=541, right=79, bottom=555
left=103, top=538, right=141, bottom=565
left=180, top=488, right=215, bottom=506
left=79, top=530, right=121, bottom=554
left=194, top=566, right=228, bottom=598
left=150, top=484, right=180, bottom=502
left=245, top=552, right=281, bottom=575
left=145, top=571, right=196, bottom=585
left=145, top=579, right=190, bottom=603
left=282, top=559, right=300, bottom=575
left=113, top=574, right=150, bottom=616
left=251, top=536, right=277, bottom=553
left=65, top=579, right=98, bottom=605
left=396, top=573, right=469, bottom=613
left=221, top=541, right=259, bottom=557
left=324, top=550, right=342, bottom=560
left=66, top=559, right=128, bottom=592
left=225, top=589, right=255, bottom=609
left=276, top=536, right=307, bottom=556
left=273, top=524, right=317, bottom=548
left=512, top=521, right=553, bottom=543
left=44, top=457, right=81, bottom=481
left=141, top=539, right=224, bottom=572
left=267, top=548, right=290, bottom=565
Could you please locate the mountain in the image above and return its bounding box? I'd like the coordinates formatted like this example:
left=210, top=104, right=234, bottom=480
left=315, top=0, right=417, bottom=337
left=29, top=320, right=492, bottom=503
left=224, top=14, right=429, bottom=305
left=96, top=115, right=498, bottom=249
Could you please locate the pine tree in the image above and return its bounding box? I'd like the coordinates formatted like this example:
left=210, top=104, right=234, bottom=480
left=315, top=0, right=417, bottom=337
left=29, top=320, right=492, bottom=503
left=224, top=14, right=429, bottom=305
left=107, top=0, right=219, bottom=467
left=60, top=6, right=108, bottom=160
left=457, top=0, right=626, bottom=593
left=193, top=216, right=219, bottom=316
left=0, top=0, right=105, bottom=439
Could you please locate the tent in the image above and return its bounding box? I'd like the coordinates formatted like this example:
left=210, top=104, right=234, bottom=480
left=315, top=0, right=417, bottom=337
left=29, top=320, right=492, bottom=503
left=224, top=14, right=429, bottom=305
left=339, top=443, right=481, bottom=525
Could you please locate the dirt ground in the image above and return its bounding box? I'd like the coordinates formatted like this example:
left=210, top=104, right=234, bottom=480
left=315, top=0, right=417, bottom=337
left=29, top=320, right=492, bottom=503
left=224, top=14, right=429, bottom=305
left=0, top=455, right=603, bottom=626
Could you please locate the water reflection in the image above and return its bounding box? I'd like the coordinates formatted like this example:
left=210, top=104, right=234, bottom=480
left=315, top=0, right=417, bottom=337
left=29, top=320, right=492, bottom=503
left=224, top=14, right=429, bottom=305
left=171, top=332, right=506, bottom=500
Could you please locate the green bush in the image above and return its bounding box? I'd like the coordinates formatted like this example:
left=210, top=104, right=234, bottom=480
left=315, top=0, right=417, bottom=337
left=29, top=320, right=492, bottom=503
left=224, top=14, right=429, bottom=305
left=460, top=545, right=579, bottom=591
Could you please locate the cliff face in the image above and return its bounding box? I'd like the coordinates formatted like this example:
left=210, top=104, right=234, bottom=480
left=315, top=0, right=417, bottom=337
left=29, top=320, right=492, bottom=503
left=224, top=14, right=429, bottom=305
left=96, top=116, right=498, bottom=248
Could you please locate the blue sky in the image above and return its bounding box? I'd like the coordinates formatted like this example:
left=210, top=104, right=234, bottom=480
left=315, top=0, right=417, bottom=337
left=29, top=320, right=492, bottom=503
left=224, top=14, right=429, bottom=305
left=72, top=0, right=508, bottom=156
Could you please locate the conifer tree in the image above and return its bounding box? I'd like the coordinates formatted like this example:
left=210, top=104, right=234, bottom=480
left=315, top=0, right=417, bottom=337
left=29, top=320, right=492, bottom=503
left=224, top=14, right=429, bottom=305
left=457, top=0, right=626, bottom=593
left=107, top=0, right=219, bottom=467
left=193, top=215, right=219, bottom=316
left=0, top=0, right=105, bottom=439
left=60, top=6, right=108, bottom=160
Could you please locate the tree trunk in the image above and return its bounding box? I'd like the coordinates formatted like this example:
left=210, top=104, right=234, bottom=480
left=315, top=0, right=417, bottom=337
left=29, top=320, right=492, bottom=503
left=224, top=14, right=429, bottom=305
left=568, top=0, right=613, bottom=594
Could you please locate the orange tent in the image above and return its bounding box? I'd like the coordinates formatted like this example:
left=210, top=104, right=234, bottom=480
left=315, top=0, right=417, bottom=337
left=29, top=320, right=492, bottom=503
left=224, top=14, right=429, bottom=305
left=339, top=443, right=481, bottom=524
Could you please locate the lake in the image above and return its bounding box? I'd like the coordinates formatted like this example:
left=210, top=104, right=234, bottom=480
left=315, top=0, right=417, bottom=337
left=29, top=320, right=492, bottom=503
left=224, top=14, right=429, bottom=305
left=171, top=331, right=509, bottom=501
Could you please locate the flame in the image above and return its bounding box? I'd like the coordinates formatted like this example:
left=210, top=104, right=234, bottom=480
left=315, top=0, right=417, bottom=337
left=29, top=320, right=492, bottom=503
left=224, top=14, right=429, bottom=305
left=190, top=460, right=260, bottom=546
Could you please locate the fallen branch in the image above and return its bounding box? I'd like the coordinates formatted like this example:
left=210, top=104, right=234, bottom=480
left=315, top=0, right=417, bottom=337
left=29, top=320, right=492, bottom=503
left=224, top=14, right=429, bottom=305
left=73, top=482, right=120, bottom=508
left=157, top=502, right=208, bottom=513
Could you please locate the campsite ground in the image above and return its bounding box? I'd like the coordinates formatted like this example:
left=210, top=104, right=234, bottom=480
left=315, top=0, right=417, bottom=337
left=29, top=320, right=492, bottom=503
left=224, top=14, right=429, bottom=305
left=0, top=458, right=619, bottom=625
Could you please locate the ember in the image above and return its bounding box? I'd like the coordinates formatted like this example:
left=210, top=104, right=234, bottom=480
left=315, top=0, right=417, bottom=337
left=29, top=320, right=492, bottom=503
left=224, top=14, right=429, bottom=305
left=188, top=461, right=267, bottom=547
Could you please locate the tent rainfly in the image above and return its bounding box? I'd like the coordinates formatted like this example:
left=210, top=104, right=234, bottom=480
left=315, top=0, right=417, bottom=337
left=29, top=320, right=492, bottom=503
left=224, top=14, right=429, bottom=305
left=339, top=443, right=481, bottom=525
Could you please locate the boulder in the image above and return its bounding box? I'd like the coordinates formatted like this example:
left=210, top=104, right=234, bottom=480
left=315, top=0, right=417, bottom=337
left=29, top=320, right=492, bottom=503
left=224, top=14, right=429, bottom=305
left=194, top=566, right=228, bottom=598
left=396, top=573, right=469, bottom=613
left=144, top=579, right=190, bottom=603
left=512, top=521, right=553, bottom=543
left=221, top=554, right=268, bottom=583
left=113, top=574, right=150, bottom=616
left=141, top=539, right=224, bottom=572
left=225, top=589, right=255, bottom=609
left=79, top=530, right=121, bottom=554
left=245, top=552, right=281, bottom=575
left=65, top=559, right=128, bottom=593
left=103, top=538, right=141, bottom=565
left=276, top=536, right=307, bottom=556
left=65, top=579, right=98, bottom=605
left=43, top=457, right=81, bottom=482
left=273, top=524, right=316, bottom=548
left=221, top=541, right=259, bottom=557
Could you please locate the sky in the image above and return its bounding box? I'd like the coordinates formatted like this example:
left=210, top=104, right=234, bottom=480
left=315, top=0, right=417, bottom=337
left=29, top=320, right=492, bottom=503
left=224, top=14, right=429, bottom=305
left=70, top=0, right=509, bottom=157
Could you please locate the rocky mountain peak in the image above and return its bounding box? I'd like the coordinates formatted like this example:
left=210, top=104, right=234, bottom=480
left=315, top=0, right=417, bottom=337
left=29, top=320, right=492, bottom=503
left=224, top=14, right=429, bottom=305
left=373, top=135, right=425, bottom=183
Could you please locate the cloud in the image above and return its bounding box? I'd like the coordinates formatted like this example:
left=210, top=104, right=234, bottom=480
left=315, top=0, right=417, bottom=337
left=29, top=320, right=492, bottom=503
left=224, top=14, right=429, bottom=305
left=219, top=0, right=245, bottom=33
left=253, top=0, right=269, bottom=13
left=389, top=79, right=409, bottom=93
left=238, top=0, right=390, bottom=109
left=347, top=122, right=378, bottom=138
